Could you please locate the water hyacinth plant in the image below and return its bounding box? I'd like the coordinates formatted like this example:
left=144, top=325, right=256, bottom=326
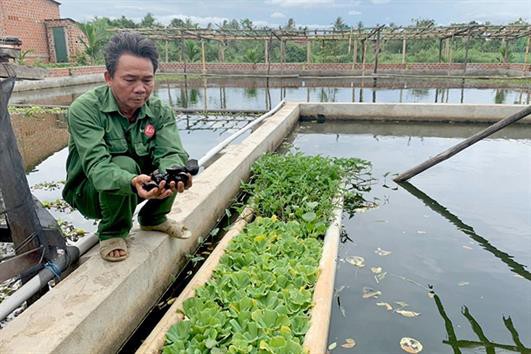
left=163, top=153, right=370, bottom=353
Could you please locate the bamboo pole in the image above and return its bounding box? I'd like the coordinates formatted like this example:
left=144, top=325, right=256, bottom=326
left=463, top=33, right=470, bottom=74
left=219, top=41, right=225, bottom=63
left=306, top=40, right=312, bottom=64
left=373, top=28, right=381, bottom=75
left=503, top=37, right=509, bottom=64
left=438, top=38, right=443, bottom=63
left=348, top=28, right=352, bottom=54
left=394, top=105, right=531, bottom=182
left=180, top=32, right=187, bottom=75
left=352, top=39, right=358, bottom=65
left=448, top=36, right=453, bottom=75
left=280, top=39, right=285, bottom=75
left=264, top=39, right=269, bottom=64
left=201, top=39, right=206, bottom=74
left=361, top=39, right=367, bottom=76
left=402, top=36, right=407, bottom=65
left=525, top=36, right=530, bottom=64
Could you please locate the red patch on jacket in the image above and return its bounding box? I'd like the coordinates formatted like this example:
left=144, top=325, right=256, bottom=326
left=144, top=124, right=155, bottom=138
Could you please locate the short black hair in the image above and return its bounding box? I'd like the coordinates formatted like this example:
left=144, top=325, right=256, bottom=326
left=104, top=32, right=159, bottom=77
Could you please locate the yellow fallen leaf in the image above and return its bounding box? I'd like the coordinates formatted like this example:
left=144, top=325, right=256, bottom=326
left=395, top=301, right=409, bottom=308
left=362, top=287, right=382, bottom=299
left=376, top=302, right=393, bottom=311
left=400, top=337, right=423, bottom=353
left=371, top=266, right=383, bottom=274
left=328, top=342, right=337, bottom=350
left=375, top=247, right=392, bottom=256
left=346, top=256, right=365, bottom=268
left=341, top=338, right=356, bottom=348
left=396, top=309, right=421, bottom=318
left=374, top=271, right=387, bottom=284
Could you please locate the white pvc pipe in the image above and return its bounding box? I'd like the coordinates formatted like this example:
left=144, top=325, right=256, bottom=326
left=198, top=100, right=285, bottom=167
left=0, top=255, right=66, bottom=321
left=0, top=102, right=285, bottom=322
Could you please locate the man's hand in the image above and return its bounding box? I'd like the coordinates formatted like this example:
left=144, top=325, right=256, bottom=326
left=131, top=174, right=193, bottom=199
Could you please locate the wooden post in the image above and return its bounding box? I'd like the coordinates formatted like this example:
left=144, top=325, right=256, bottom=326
left=525, top=36, right=530, bottom=64
left=280, top=39, right=285, bottom=74
left=503, top=37, right=509, bottom=64
left=180, top=32, right=187, bottom=75
left=394, top=105, right=531, bottom=182
left=264, top=39, right=269, bottom=64
left=201, top=39, right=206, bottom=74
left=266, top=35, right=272, bottom=78
left=348, top=29, right=352, bottom=54
left=373, top=28, right=381, bottom=75
left=353, top=39, right=358, bottom=64
left=361, top=39, right=367, bottom=76
left=306, top=40, right=312, bottom=64
left=165, top=40, right=169, bottom=63
left=402, top=36, right=407, bottom=65
left=0, top=78, right=43, bottom=254
left=219, top=41, right=225, bottom=63
left=463, top=32, right=470, bottom=74
left=438, top=38, right=443, bottom=63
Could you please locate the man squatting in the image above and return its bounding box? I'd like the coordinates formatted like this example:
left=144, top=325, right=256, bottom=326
left=63, top=32, right=191, bottom=262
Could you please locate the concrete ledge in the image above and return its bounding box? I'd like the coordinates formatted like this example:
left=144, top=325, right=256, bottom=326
left=299, top=103, right=531, bottom=124
left=13, top=74, right=104, bottom=92
left=0, top=102, right=300, bottom=354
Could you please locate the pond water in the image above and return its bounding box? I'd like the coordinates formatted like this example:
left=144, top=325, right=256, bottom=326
left=3, top=90, right=531, bottom=351
left=10, top=78, right=531, bottom=108
left=292, top=121, right=531, bottom=353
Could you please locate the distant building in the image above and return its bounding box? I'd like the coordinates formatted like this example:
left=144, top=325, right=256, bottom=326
left=0, top=0, right=86, bottom=63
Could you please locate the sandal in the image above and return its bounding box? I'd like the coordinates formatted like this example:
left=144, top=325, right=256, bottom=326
left=99, top=238, right=128, bottom=262
left=141, top=219, right=192, bottom=239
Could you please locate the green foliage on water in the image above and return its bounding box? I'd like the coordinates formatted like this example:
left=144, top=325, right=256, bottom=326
left=163, top=153, right=371, bottom=353
left=8, top=105, right=66, bottom=117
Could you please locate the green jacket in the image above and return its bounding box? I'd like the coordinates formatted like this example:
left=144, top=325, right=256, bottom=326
left=63, top=85, right=188, bottom=201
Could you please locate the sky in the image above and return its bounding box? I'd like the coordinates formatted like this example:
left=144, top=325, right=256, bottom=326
left=57, top=0, right=530, bottom=28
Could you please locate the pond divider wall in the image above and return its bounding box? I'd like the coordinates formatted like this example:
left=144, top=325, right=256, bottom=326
left=13, top=74, right=105, bottom=92
left=0, top=102, right=300, bottom=354
left=299, top=103, right=531, bottom=124
left=303, top=197, right=343, bottom=353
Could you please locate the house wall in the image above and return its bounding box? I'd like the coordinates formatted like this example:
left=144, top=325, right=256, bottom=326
left=0, top=0, right=60, bottom=63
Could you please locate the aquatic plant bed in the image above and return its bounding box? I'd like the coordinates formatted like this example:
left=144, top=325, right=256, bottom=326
left=160, top=153, right=369, bottom=353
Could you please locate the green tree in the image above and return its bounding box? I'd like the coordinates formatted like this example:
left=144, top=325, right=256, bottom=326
left=333, top=17, right=349, bottom=31
left=77, top=22, right=107, bottom=64
left=184, top=40, right=200, bottom=62
left=284, top=18, right=296, bottom=31
left=109, top=16, right=137, bottom=28
left=243, top=48, right=261, bottom=63
left=240, top=18, right=254, bottom=30
left=140, top=13, right=161, bottom=28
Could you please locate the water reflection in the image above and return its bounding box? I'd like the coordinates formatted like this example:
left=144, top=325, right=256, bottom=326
left=11, top=77, right=531, bottom=108
left=399, top=182, right=531, bottom=281
left=433, top=293, right=531, bottom=353
left=11, top=113, right=68, bottom=171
